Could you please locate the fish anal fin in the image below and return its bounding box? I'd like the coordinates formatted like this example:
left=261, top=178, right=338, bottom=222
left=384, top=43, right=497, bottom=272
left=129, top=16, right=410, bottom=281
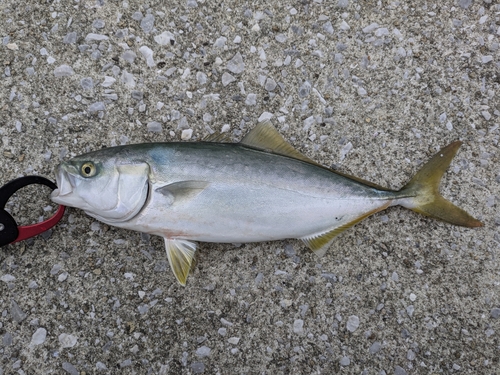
left=156, top=180, right=209, bottom=205
left=240, top=121, right=321, bottom=166
left=164, top=238, right=197, bottom=286
left=302, top=202, right=391, bottom=257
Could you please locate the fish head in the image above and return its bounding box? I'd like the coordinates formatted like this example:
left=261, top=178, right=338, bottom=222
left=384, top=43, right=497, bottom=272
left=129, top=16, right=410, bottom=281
left=51, top=151, right=150, bottom=223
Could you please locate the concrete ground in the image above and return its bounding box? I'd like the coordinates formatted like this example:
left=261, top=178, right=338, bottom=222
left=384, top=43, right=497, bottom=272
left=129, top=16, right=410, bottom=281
left=1, top=0, right=499, bottom=374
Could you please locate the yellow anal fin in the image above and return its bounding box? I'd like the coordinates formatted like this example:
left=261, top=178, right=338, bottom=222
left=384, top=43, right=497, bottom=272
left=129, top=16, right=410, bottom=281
left=301, top=202, right=391, bottom=257
left=164, top=238, right=197, bottom=286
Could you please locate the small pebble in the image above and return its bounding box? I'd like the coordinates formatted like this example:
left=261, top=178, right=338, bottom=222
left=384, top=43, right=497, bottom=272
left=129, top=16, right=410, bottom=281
left=481, top=55, right=493, bottom=64
left=147, top=122, right=163, bottom=133
left=293, top=319, right=304, bottom=334
left=222, top=72, right=236, bottom=86
left=245, top=93, right=257, bottom=106
left=214, top=36, right=227, bottom=48
left=101, top=76, right=116, bottom=87
left=363, top=23, right=379, bottom=33
left=346, top=315, right=360, bottom=332
left=59, top=333, right=78, bottom=348
left=88, top=102, right=105, bottom=112
left=370, top=341, right=382, bottom=354
left=140, top=14, right=155, bottom=33
left=92, top=19, right=105, bottom=29
left=196, top=346, right=211, bottom=358
left=490, top=308, right=500, bottom=319
left=62, top=362, right=79, bottom=375
left=339, top=20, right=350, bottom=31
left=80, top=77, right=94, bottom=90
left=31, top=328, right=47, bottom=346
left=265, top=78, right=277, bottom=91
left=139, top=46, right=155, bottom=67
left=154, top=31, right=175, bottom=45
left=218, top=328, right=227, bottom=336
left=120, top=51, right=136, bottom=65
left=11, top=300, right=27, bottom=323
left=63, top=32, right=77, bottom=44
left=258, top=112, right=273, bottom=122
left=54, top=65, right=75, bottom=77
left=181, top=129, right=193, bottom=140
left=85, top=33, right=108, bottom=41
left=191, top=362, right=205, bottom=374
left=340, top=356, right=350, bottom=366
left=196, top=72, right=207, bottom=85
left=227, top=52, right=245, bottom=74
left=1, top=274, right=15, bottom=282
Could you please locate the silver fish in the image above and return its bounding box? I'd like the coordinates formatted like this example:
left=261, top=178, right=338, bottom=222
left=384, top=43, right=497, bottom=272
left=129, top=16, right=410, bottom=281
left=51, top=122, right=482, bottom=285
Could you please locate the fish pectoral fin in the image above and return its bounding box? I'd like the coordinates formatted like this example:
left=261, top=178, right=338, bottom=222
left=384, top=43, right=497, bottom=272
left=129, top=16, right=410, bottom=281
left=156, top=180, right=210, bottom=205
left=301, top=202, right=391, bottom=257
left=164, top=238, right=197, bottom=286
left=240, top=121, right=322, bottom=166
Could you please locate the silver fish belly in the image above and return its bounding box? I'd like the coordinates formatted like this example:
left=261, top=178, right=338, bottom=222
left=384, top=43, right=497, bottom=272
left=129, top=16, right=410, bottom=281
left=51, top=121, right=482, bottom=285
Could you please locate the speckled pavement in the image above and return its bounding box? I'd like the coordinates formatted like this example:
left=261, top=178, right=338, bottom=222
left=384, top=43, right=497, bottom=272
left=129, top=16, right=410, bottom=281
left=1, top=0, right=499, bottom=374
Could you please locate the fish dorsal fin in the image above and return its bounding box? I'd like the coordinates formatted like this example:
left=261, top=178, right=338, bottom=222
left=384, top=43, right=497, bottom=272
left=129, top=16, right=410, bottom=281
left=202, top=132, right=232, bottom=143
left=301, top=202, right=391, bottom=257
left=240, top=121, right=321, bottom=166
left=164, top=238, right=197, bottom=286
left=242, top=121, right=392, bottom=191
left=156, top=180, right=209, bottom=206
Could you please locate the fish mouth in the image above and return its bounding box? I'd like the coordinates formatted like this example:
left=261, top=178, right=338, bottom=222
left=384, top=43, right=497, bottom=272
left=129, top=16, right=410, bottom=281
left=51, top=165, right=76, bottom=202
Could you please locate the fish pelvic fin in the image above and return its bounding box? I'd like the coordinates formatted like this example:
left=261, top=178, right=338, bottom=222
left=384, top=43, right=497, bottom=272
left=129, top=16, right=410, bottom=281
left=399, top=141, right=483, bottom=227
left=164, top=238, right=197, bottom=286
left=302, top=202, right=391, bottom=257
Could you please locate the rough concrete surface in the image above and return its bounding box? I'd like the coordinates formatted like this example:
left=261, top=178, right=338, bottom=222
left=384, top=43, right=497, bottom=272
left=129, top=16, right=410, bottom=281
left=1, top=0, right=499, bottom=374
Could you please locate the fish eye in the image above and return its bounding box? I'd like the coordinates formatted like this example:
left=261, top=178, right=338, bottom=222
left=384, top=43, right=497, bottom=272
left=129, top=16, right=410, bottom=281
left=81, top=162, right=97, bottom=177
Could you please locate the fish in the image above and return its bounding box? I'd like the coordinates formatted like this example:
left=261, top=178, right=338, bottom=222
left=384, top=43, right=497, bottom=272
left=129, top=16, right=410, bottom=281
left=51, top=121, right=482, bottom=285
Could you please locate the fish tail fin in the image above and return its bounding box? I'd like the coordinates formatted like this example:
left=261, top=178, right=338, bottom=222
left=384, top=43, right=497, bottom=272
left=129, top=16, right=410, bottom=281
left=398, top=141, right=483, bottom=227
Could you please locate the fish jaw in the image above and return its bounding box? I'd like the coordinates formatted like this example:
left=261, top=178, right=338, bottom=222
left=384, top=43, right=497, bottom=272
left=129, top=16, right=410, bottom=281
left=51, top=164, right=87, bottom=208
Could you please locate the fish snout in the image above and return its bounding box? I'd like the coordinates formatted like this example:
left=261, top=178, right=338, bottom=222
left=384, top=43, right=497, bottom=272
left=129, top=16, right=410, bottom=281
left=51, top=165, right=76, bottom=200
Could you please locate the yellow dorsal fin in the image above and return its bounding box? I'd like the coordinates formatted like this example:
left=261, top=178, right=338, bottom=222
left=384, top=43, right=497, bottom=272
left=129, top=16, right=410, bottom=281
left=241, top=121, right=392, bottom=191
left=202, top=132, right=232, bottom=143
left=301, top=202, right=391, bottom=257
left=164, top=239, right=197, bottom=286
left=240, top=121, right=321, bottom=166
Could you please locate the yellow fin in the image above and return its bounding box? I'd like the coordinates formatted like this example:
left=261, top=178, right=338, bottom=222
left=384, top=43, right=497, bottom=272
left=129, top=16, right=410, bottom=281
left=202, top=132, right=231, bottom=143
left=242, top=121, right=392, bottom=191
left=164, top=239, right=197, bottom=286
left=240, top=121, right=321, bottom=166
left=399, top=141, right=483, bottom=227
left=302, top=202, right=391, bottom=257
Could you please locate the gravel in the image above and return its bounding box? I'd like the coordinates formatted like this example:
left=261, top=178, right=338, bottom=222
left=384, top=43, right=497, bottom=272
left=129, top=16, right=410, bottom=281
left=0, top=0, right=498, bottom=374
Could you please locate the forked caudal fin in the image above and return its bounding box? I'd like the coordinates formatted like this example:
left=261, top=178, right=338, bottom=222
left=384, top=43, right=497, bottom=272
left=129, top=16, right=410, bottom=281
left=398, top=141, right=483, bottom=227
left=302, top=141, right=482, bottom=259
